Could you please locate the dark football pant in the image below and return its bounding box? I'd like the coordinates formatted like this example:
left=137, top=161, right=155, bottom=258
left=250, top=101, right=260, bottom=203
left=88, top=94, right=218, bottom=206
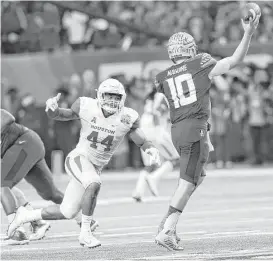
left=1, top=129, right=64, bottom=204
left=171, top=119, right=209, bottom=185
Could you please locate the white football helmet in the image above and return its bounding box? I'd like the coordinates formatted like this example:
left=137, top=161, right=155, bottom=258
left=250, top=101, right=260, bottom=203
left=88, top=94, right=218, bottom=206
left=167, top=32, right=197, bottom=61
left=97, top=78, right=126, bottom=114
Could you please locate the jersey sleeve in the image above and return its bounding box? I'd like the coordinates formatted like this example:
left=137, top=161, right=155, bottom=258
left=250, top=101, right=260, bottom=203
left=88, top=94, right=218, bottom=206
left=131, top=115, right=140, bottom=131
left=125, top=108, right=140, bottom=132
left=71, top=98, right=81, bottom=115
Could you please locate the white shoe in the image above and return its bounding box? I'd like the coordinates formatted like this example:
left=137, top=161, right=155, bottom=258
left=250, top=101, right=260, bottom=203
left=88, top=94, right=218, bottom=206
left=146, top=175, right=159, bottom=196
left=7, top=206, right=30, bottom=237
left=155, top=229, right=183, bottom=251
left=4, top=226, right=29, bottom=245
left=29, top=220, right=51, bottom=241
left=132, top=171, right=148, bottom=202
left=79, top=230, right=101, bottom=248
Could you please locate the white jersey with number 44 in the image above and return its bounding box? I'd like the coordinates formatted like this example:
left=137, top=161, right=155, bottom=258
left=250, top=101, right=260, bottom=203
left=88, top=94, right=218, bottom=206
left=71, top=97, right=139, bottom=168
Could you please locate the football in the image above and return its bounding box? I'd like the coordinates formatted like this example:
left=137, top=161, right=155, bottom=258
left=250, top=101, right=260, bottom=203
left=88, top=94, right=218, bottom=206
left=243, top=3, right=261, bottom=23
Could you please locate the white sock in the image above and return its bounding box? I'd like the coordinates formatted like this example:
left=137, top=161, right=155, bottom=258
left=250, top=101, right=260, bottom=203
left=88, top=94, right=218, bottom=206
left=27, top=209, right=43, bottom=222
left=7, top=213, right=15, bottom=224
left=163, top=212, right=181, bottom=231
left=134, top=170, right=148, bottom=197
left=153, top=161, right=173, bottom=181
left=81, top=214, right=92, bottom=233
left=74, top=211, right=82, bottom=224
left=11, top=187, right=28, bottom=207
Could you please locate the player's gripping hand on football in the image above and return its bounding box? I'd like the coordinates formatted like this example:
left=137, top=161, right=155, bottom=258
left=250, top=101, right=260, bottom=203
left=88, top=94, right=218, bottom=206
left=146, top=147, right=161, bottom=167
left=45, top=93, right=61, bottom=112
left=241, top=11, right=260, bottom=36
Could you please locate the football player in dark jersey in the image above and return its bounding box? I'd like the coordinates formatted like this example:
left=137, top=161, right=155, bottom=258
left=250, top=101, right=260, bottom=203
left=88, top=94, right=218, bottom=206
left=1, top=109, right=98, bottom=243
left=154, top=14, right=260, bottom=250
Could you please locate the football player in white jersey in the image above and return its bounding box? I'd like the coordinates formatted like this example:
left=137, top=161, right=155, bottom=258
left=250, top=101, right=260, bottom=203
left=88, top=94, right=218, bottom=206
left=133, top=88, right=179, bottom=201
left=7, top=79, right=160, bottom=248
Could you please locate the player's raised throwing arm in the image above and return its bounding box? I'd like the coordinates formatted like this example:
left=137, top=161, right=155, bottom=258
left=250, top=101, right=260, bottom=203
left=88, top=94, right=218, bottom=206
left=45, top=93, right=80, bottom=121
left=208, top=13, right=260, bottom=79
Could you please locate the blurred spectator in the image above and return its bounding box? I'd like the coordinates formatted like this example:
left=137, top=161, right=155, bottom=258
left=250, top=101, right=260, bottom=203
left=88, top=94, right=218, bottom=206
left=246, top=68, right=269, bottom=165
left=82, top=69, right=97, bottom=98
left=2, top=1, right=272, bottom=54
left=211, top=76, right=232, bottom=168
left=62, top=10, right=88, bottom=50
left=3, top=86, right=21, bottom=118
left=51, top=86, right=80, bottom=167
left=68, top=73, right=82, bottom=104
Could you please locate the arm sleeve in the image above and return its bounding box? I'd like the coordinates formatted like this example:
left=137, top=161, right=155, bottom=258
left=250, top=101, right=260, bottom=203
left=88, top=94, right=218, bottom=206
left=71, top=98, right=81, bottom=116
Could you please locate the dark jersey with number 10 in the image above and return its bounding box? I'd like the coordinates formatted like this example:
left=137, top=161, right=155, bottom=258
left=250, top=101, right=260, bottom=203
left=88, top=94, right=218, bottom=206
left=154, top=53, right=216, bottom=124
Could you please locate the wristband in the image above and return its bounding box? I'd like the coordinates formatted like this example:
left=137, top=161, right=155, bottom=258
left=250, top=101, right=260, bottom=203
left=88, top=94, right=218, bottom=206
left=141, top=141, right=153, bottom=152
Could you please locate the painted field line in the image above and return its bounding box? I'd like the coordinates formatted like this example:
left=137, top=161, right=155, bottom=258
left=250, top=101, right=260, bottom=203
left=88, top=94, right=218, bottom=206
left=142, top=248, right=273, bottom=260
left=2, top=231, right=273, bottom=253
left=2, top=230, right=273, bottom=251
left=1, top=239, right=153, bottom=253
left=100, top=206, right=273, bottom=222
left=2, top=210, right=273, bottom=230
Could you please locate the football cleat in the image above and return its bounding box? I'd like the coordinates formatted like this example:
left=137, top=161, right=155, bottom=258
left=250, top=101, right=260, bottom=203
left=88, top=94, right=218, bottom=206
left=79, top=230, right=101, bottom=248
left=146, top=174, right=159, bottom=197
left=158, top=226, right=181, bottom=244
left=7, top=206, right=30, bottom=237
left=29, top=220, right=51, bottom=241
left=4, top=226, right=29, bottom=245
left=132, top=194, right=142, bottom=202
left=155, top=229, right=184, bottom=251
left=78, top=220, right=99, bottom=232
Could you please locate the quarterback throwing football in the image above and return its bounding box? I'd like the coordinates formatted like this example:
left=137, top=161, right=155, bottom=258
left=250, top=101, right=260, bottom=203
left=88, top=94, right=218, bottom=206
left=8, top=78, right=160, bottom=248
left=154, top=12, right=260, bottom=250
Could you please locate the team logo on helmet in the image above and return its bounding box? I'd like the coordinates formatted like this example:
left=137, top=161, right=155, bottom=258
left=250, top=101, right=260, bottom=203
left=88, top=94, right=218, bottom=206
left=97, top=78, right=126, bottom=114
left=167, top=32, right=197, bottom=61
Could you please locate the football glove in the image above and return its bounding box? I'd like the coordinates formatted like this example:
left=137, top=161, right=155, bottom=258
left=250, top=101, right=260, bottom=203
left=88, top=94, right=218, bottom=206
left=45, top=93, right=61, bottom=112
left=145, top=147, right=161, bottom=166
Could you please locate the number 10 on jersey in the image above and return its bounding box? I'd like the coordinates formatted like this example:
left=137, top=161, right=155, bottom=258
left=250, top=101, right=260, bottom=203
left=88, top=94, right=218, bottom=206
left=166, top=73, right=197, bottom=108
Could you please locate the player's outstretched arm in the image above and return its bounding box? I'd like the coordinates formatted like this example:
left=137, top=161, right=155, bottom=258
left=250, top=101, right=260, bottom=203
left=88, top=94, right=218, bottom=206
left=45, top=94, right=80, bottom=121
left=129, top=128, right=161, bottom=166
left=209, top=13, right=260, bottom=79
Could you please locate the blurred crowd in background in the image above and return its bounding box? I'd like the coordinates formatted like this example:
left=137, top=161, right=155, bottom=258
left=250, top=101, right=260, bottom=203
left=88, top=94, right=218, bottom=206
left=1, top=1, right=273, bottom=171
left=2, top=1, right=273, bottom=54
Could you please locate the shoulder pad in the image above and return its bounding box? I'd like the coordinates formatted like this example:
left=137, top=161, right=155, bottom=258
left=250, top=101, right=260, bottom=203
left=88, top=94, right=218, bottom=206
left=200, top=53, right=216, bottom=68
left=122, top=107, right=139, bottom=126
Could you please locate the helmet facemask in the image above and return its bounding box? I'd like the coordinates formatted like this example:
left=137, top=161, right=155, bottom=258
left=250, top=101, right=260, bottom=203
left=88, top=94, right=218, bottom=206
left=99, top=93, right=124, bottom=114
